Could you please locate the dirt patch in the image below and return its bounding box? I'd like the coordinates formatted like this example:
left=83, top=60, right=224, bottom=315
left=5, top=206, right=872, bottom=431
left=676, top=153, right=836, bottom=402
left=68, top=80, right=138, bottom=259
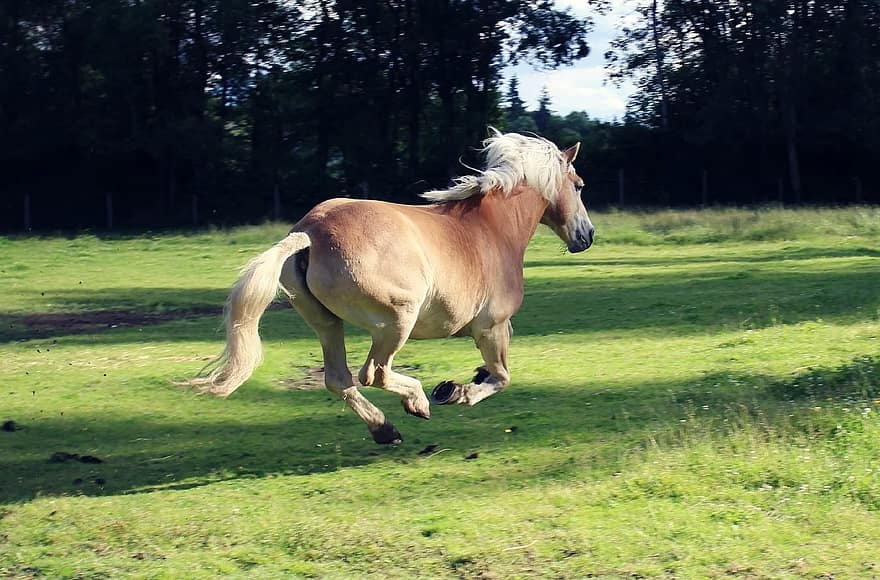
left=2, top=307, right=221, bottom=339
left=1, top=303, right=295, bottom=341
left=277, top=367, right=328, bottom=391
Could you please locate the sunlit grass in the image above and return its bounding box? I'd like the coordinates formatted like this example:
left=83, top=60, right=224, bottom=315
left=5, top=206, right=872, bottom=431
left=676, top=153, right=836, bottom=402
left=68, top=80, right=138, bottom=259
left=1, top=207, right=879, bottom=577
left=595, top=205, right=880, bottom=244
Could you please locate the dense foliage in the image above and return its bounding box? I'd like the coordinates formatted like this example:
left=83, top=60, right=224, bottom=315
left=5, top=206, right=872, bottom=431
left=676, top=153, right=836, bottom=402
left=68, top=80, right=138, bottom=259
left=0, top=0, right=594, bottom=229
left=1, top=0, right=877, bottom=230
left=607, top=0, right=880, bottom=206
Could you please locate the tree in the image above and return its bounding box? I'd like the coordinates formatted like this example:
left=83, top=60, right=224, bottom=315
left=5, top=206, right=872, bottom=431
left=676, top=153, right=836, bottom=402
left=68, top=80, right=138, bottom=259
left=504, top=76, right=527, bottom=118
left=607, top=0, right=880, bottom=204
left=649, top=0, right=668, bottom=130
left=502, top=76, right=537, bottom=133
left=534, top=87, right=553, bottom=133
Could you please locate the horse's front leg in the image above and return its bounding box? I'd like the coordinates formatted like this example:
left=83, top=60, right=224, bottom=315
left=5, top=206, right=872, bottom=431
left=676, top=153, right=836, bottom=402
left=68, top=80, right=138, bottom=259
left=432, top=321, right=511, bottom=406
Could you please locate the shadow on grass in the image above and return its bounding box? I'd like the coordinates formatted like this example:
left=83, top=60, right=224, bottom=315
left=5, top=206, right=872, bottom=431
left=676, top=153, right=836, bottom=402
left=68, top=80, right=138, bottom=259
left=0, top=287, right=314, bottom=343
left=2, top=378, right=672, bottom=503
left=519, top=264, right=879, bottom=336
left=2, top=255, right=878, bottom=345
left=2, top=356, right=877, bottom=504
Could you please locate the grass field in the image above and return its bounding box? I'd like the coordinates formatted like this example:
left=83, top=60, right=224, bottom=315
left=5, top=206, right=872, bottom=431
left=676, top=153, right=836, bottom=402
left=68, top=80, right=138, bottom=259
left=1, top=207, right=879, bottom=578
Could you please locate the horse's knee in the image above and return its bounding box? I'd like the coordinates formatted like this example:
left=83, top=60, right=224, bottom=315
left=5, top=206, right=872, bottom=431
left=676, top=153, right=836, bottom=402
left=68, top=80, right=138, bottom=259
left=359, top=362, right=394, bottom=388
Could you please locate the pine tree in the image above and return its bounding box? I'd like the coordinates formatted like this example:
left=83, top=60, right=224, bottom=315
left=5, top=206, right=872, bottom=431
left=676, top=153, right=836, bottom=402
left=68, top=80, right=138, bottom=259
left=534, top=87, right=553, bottom=133
left=503, top=75, right=537, bottom=133
left=505, top=76, right=527, bottom=117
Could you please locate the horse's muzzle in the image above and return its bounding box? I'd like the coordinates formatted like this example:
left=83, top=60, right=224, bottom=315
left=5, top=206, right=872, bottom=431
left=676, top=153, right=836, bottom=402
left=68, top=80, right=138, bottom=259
left=568, top=226, right=594, bottom=253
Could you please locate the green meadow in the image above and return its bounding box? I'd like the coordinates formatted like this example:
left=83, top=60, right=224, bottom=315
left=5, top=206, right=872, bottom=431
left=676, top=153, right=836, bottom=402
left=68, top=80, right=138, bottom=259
left=1, top=207, right=879, bottom=578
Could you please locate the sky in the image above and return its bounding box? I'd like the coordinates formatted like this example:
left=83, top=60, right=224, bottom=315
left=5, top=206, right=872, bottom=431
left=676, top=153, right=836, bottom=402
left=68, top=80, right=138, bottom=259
left=505, top=0, right=639, bottom=121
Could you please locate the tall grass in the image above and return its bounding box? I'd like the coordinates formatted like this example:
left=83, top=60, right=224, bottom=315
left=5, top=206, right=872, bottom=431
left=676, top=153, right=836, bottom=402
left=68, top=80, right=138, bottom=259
left=595, top=205, right=880, bottom=245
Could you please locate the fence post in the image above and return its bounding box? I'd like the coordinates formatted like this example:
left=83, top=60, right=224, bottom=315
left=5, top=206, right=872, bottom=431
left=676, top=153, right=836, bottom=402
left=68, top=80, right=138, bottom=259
left=273, top=184, right=281, bottom=221
left=23, top=193, right=31, bottom=231
left=191, top=194, right=199, bottom=226
left=105, top=192, right=114, bottom=229
left=617, top=168, right=625, bottom=206
left=701, top=169, right=709, bottom=206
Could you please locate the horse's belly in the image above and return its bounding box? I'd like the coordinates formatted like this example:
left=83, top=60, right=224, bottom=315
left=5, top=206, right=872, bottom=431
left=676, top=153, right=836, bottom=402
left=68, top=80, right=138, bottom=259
left=409, top=318, right=464, bottom=339
left=409, top=300, right=474, bottom=339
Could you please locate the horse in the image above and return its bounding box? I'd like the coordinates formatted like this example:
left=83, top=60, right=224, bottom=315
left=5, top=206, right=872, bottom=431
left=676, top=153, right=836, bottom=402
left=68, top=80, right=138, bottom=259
left=188, top=129, right=594, bottom=444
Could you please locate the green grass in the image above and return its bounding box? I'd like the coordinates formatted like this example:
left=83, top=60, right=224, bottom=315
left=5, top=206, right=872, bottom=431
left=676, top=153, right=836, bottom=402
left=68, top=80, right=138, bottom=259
left=1, top=207, right=879, bottom=578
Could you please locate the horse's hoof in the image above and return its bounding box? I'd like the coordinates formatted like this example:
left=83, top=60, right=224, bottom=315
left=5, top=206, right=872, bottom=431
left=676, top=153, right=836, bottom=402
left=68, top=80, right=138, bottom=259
left=432, top=380, right=464, bottom=405
left=473, top=367, right=491, bottom=384
left=403, top=400, right=431, bottom=420
left=370, top=420, right=403, bottom=445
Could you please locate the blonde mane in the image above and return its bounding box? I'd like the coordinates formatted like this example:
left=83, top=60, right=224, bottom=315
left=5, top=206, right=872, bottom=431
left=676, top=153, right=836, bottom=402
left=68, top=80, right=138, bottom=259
left=421, top=129, right=568, bottom=203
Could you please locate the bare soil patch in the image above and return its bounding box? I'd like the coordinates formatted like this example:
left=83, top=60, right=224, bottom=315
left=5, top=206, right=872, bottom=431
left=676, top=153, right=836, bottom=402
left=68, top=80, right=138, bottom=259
left=1, top=303, right=289, bottom=340
left=1, top=307, right=218, bottom=340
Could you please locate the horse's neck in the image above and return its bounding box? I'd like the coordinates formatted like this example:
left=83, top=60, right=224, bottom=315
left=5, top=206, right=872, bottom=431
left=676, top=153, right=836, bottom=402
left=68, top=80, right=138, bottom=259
left=477, top=184, right=548, bottom=257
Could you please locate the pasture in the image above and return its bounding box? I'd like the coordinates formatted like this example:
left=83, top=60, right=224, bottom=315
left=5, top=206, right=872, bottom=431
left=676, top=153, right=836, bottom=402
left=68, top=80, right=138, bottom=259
left=1, top=207, right=879, bottom=578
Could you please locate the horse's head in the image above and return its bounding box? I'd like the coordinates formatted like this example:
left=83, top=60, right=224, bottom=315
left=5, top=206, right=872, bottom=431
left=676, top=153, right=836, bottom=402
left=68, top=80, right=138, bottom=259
left=421, top=130, right=595, bottom=252
left=541, top=142, right=595, bottom=253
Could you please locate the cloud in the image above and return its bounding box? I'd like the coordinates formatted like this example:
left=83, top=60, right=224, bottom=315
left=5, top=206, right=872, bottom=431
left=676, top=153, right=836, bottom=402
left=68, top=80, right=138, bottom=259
left=503, top=0, right=640, bottom=120
left=514, top=65, right=633, bottom=120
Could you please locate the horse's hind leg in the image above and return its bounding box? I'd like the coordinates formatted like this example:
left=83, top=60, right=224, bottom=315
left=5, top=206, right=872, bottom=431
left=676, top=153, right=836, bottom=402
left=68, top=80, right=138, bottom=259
left=316, top=319, right=402, bottom=444
left=358, top=315, right=431, bottom=420
left=432, top=321, right=511, bottom=406
left=280, top=259, right=402, bottom=444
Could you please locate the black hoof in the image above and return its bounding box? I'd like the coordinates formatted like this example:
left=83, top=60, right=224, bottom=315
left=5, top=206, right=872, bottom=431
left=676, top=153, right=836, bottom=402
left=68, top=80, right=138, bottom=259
left=473, top=367, right=491, bottom=384
left=432, top=380, right=464, bottom=405
left=370, top=421, right=403, bottom=445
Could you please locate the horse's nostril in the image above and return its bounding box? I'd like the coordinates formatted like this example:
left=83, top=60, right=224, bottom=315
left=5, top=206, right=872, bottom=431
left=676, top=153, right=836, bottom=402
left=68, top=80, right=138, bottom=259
left=577, top=229, right=593, bottom=247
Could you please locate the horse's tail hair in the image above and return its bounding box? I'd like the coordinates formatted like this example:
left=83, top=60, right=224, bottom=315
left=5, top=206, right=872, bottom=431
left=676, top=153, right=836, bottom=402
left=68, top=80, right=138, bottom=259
left=187, top=232, right=311, bottom=397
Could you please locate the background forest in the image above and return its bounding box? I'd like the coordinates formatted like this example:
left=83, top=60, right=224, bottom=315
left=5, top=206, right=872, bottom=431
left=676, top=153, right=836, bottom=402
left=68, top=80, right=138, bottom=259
left=1, top=0, right=879, bottom=230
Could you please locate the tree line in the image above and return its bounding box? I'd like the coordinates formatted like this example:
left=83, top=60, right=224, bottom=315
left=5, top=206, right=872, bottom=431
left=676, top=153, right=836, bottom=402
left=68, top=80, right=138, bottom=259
left=1, top=0, right=877, bottom=231
left=606, top=0, right=880, bottom=205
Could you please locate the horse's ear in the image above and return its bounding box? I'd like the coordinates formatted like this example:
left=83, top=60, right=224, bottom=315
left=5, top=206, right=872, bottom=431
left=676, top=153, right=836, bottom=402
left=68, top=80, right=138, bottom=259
left=562, top=142, right=581, bottom=164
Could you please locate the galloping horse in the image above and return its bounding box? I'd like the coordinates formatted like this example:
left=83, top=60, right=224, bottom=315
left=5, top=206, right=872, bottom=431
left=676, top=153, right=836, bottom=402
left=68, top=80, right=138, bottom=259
left=189, top=130, right=594, bottom=444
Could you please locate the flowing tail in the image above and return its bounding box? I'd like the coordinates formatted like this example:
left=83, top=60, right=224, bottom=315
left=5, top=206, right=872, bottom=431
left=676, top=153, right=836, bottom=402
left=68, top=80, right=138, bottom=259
left=188, top=232, right=311, bottom=397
